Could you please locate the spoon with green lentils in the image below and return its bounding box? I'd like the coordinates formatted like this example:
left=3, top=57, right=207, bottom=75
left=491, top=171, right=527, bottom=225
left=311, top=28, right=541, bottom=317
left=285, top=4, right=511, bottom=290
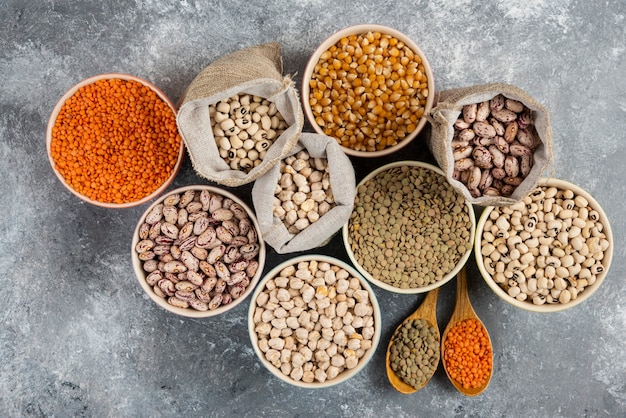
left=385, top=288, right=441, bottom=394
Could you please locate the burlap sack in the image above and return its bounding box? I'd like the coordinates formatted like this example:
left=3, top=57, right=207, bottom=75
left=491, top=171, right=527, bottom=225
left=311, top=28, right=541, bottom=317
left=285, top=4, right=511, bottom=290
left=177, top=43, right=304, bottom=187
left=427, top=83, right=554, bottom=206
left=252, top=133, right=355, bottom=254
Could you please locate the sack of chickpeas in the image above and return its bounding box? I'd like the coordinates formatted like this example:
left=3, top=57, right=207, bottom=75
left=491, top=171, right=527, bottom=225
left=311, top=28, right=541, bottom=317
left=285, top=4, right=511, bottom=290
left=427, top=83, right=554, bottom=206
left=177, top=42, right=304, bottom=187
left=252, top=132, right=356, bottom=254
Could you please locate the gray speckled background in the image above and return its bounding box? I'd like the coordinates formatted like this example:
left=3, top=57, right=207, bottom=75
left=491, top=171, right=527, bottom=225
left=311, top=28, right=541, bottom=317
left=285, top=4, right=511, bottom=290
left=1, top=1, right=625, bottom=417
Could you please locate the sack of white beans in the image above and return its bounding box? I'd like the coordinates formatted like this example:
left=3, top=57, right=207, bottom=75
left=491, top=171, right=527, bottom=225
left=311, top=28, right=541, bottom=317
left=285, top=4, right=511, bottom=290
left=252, top=133, right=355, bottom=254
left=177, top=42, right=304, bottom=187
left=427, top=83, right=554, bottom=206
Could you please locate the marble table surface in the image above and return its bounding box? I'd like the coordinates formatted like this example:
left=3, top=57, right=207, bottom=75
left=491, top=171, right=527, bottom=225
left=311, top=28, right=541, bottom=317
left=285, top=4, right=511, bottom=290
left=1, top=1, right=624, bottom=417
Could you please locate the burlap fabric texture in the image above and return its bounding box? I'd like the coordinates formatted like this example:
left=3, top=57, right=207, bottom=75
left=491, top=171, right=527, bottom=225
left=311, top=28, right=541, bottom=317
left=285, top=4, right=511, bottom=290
left=177, top=42, right=304, bottom=187
left=427, top=83, right=554, bottom=206
left=252, top=133, right=356, bottom=254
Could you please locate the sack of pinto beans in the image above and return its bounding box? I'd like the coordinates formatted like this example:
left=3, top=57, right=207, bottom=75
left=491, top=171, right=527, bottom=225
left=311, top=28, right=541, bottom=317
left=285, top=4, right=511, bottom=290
left=177, top=42, right=304, bottom=187
left=252, top=133, right=355, bottom=254
left=427, top=83, right=554, bottom=206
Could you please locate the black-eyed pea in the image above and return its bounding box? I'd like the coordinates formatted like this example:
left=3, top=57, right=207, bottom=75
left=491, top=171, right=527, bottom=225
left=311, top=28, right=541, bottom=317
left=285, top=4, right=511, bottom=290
left=518, top=252, right=533, bottom=266
left=515, top=292, right=528, bottom=302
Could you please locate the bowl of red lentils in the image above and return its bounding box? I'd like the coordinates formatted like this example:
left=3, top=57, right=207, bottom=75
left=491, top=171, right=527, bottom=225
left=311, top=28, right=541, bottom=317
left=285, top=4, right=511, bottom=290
left=475, top=177, right=613, bottom=312
left=46, top=73, right=185, bottom=208
left=302, top=24, right=435, bottom=158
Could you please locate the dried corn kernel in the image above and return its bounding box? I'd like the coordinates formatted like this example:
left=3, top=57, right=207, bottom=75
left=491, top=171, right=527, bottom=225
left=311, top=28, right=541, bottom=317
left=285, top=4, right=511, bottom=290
left=309, top=31, right=429, bottom=152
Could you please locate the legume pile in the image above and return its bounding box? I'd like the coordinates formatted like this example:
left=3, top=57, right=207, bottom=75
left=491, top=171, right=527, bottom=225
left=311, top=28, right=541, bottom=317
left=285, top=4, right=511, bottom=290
left=443, top=318, right=492, bottom=390
left=273, top=150, right=335, bottom=234
left=50, top=78, right=182, bottom=204
left=480, top=185, right=610, bottom=305
left=347, top=165, right=473, bottom=289
left=252, top=260, right=377, bottom=384
left=308, top=31, right=429, bottom=152
left=135, top=188, right=262, bottom=311
left=389, top=318, right=440, bottom=389
left=210, top=94, right=287, bottom=172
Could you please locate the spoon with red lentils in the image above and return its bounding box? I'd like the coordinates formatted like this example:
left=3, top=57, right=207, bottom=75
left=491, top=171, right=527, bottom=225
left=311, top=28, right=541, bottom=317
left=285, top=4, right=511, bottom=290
left=441, top=267, right=493, bottom=396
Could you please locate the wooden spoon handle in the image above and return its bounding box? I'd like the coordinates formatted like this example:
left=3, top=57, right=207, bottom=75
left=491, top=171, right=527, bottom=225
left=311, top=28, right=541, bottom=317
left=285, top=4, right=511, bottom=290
left=451, top=266, right=478, bottom=323
left=413, top=287, right=439, bottom=326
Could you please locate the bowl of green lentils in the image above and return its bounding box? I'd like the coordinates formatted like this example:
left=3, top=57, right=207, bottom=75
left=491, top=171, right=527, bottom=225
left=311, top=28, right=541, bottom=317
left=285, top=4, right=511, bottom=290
left=343, top=161, right=476, bottom=293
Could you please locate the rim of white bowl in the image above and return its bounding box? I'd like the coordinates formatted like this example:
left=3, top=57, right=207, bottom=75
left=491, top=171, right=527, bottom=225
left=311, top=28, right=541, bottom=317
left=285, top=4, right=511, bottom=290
left=474, top=177, right=614, bottom=313
left=302, top=24, right=435, bottom=158
left=46, top=73, right=185, bottom=208
left=131, top=185, right=266, bottom=318
left=248, top=254, right=382, bottom=388
left=342, top=160, right=476, bottom=294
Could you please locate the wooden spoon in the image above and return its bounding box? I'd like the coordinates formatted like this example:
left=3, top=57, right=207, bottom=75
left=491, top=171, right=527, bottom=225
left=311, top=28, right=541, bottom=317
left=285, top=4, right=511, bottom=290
left=441, top=267, right=493, bottom=396
left=385, top=288, right=440, bottom=394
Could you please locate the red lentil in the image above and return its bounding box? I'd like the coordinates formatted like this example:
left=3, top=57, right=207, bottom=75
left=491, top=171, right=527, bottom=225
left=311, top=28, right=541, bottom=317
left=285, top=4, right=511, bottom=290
left=50, top=78, right=181, bottom=204
left=443, top=318, right=493, bottom=389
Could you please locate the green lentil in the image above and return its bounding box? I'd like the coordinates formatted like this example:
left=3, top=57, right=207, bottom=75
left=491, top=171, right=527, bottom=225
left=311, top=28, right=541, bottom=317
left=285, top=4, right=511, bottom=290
left=389, top=318, right=440, bottom=389
left=348, top=165, right=473, bottom=289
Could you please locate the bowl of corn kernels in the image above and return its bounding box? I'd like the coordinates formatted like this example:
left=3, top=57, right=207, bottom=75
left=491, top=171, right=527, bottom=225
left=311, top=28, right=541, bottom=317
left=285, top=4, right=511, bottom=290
left=302, top=24, right=435, bottom=158
left=47, top=73, right=185, bottom=208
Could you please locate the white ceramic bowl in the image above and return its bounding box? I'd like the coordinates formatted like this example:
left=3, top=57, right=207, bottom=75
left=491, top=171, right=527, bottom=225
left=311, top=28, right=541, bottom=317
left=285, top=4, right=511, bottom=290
left=342, top=161, right=476, bottom=294
left=47, top=73, right=185, bottom=208
left=131, top=185, right=266, bottom=318
left=475, top=177, right=613, bottom=312
left=302, top=24, right=435, bottom=158
left=248, top=254, right=382, bottom=388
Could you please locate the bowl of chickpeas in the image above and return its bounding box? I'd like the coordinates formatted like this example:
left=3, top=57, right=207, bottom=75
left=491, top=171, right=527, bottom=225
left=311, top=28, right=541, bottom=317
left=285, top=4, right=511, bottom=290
left=475, top=178, right=613, bottom=312
left=302, top=24, right=435, bottom=158
left=47, top=73, right=185, bottom=208
left=248, top=254, right=381, bottom=388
